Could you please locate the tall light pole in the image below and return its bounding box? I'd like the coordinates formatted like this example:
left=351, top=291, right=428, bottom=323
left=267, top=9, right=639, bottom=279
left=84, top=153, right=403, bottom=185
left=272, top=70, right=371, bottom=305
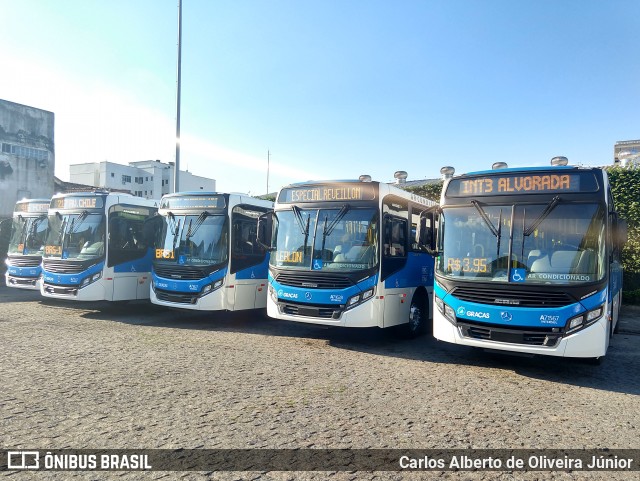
left=267, top=150, right=270, bottom=195
left=174, top=0, right=182, bottom=194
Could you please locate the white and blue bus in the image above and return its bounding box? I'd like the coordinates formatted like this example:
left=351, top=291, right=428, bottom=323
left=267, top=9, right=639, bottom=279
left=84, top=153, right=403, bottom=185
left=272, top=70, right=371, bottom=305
left=150, top=192, right=273, bottom=311
left=41, top=191, right=158, bottom=301
left=257, top=177, right=437, bottom=336
left=5, top=199, right=50, bottom=290
left=432, top=158, right=627, bottom=361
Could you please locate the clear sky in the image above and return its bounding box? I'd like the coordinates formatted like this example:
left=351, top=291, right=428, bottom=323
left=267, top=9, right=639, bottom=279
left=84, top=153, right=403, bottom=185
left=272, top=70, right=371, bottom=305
left=1, top=0, right=639, bottom=195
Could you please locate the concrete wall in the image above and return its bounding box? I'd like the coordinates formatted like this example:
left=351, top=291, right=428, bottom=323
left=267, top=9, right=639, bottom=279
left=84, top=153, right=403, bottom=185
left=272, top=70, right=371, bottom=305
left=0, top=99, right=55, bottom=218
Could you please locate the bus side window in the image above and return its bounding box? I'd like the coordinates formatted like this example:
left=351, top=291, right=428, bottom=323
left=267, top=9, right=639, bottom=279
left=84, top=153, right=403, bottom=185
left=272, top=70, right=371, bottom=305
left=230, top=205, right=270, bottom=275
left=107, top=209, right=150, bottom=268
left=384, top=217, right=407, bottom=258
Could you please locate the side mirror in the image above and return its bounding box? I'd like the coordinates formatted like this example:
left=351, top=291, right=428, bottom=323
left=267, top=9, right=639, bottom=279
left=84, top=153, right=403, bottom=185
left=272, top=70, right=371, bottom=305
left=256, top=212, right=275, bottom=251
left=416, top=208, right=438, bottom=255
left=143, top=215, right=164, bottom=248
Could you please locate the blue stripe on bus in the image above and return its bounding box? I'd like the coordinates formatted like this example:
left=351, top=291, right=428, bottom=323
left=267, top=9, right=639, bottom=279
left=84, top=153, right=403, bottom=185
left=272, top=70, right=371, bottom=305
left=436, top=282, right=607, bottom=329
left=270, top=274, right=378, bottom=305
left=113, top=248, right=154, bottom=273
left=7, top=265, right=42, bottom=278
left=384, top=252, right=434, bottom=289
left=152, top=267, right=227, bottom=293
left=42, top=262, right=105, bottom=286
left=235, top=256, right=269, bottom=280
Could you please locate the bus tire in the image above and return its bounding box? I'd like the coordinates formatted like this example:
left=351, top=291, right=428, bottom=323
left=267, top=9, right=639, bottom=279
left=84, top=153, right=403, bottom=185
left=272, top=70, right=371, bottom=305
left=399, top=293, right=428, bottom=339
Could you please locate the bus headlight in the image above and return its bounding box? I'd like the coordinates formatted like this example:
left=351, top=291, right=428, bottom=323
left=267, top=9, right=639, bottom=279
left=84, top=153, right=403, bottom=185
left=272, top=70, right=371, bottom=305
left=566, top=305, right=604, bottom=334
left=80, top=271, right=102, bottom=288
left=346, top=287, right=376, bottom=310
left=268, top=284, right=278, bottom=302
left=435, top=295, right=456, bottom=325
left=201, top=279, right=224, bottom=296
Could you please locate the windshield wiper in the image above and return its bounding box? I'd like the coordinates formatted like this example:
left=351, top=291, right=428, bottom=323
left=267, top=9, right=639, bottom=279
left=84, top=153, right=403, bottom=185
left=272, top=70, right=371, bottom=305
left=291, top=206, right=309, bottom=236
left=17, top=215, right=28, bottom=244
left=185, top=212, right=209, bottom=241
left=471, top=201, right=504, bottom=260
left=69, top=210, right=90, bottom=234
left=319, top=204, right=350, bottom=257
left=471, top=200, right=500, bottom=237
left=323, top=204, right=350, bottom=238
left=291, top=206, right=311, bottom=258
left=523, top=196, right=561, bottom=236
left=25, top=215, right=47, bottom=248
left=55, top=213, right=68, bottom=246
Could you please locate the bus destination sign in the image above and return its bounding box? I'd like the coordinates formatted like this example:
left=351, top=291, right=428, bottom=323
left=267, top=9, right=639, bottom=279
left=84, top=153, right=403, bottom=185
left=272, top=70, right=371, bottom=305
left=278, top=184, right=377, bottom=203
left=160, top=195, right=226, bottom=211
left=14, top=201, right=49, bottom=214
left=51, top=196, right=104, bottom=211
left=446, top=172, right=599, bottom=197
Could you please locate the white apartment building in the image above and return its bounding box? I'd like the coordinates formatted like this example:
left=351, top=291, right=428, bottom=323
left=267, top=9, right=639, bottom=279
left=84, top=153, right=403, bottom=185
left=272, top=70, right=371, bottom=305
left=69, top=160, right=216, bottom=200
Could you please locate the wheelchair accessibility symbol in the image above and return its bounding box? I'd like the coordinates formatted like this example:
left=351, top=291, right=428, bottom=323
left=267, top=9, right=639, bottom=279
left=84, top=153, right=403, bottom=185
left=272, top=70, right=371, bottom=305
left=510, top=268, right=526, bottom=283
left=312, top=259, right=323, bottom=270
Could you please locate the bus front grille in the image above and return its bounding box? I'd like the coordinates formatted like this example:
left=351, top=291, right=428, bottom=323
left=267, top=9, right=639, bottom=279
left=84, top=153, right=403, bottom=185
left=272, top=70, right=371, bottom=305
left=153, top=265, right=207, bottom=281
left=155, top=289, right=198, bottom=305
left=280, top=302, right=341, bottom=319
left=42, top=260, right=89, bottom=274
left=6, top=256, right=42, bottom=268
left=459, top=321, right=562, bottom=347
left=275, top=273, right=352, bottom=289
left=451, top=286, right=574, bottom=308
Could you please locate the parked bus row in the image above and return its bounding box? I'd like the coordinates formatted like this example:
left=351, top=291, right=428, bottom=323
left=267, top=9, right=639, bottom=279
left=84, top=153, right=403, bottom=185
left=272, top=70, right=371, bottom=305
left=4, top=160, right=628, bottom=363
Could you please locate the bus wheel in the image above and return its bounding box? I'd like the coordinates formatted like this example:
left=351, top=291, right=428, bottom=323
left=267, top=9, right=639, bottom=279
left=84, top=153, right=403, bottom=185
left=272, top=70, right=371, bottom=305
left=399, top=295, right=428, bottom=338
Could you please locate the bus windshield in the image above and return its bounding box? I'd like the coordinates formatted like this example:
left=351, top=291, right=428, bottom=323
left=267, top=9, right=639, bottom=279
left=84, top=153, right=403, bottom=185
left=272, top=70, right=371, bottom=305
left=437, top=202, right=606, bottom=284
left=44, top=212, right=106, bottom=260
left=271, top=207, right=378, bottom=271
left=157, top=214, right=228, bottom=266
left=8, top=215, right=48, bottom=256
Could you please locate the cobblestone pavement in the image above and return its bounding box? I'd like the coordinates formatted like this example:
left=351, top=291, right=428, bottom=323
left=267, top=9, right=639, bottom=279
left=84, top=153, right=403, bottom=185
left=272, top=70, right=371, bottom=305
left=1, top=284, right=639, bottom=481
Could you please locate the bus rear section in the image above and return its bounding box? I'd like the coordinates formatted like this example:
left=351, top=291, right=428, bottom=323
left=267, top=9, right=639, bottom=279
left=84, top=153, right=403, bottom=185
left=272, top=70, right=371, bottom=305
left=433, top=160, right=626, bottom=360
left=150, top=193, right=273, bottom=311
left=5, top=199, right=49, bottom=290
left=258, top=177, right=437, bottom=336
left=41, top=192, right=158, bottom=301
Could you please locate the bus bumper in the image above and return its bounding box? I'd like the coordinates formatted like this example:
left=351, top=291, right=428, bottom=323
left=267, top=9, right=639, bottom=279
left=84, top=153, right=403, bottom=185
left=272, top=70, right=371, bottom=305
left=433, top=309, right=608, bottom=358
left=41, top=280, right=106, bottom=301
left=5, top=274, right=41, bottom=290
left=266, top=296, right=383, bottom=328
left=150, top=285, right=227, bottom=311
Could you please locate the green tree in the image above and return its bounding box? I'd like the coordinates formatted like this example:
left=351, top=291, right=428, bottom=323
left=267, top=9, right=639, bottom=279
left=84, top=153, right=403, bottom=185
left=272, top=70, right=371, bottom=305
left=607, top=164, right=640, bottom=301
left=404, top=181, right=443, bottom=202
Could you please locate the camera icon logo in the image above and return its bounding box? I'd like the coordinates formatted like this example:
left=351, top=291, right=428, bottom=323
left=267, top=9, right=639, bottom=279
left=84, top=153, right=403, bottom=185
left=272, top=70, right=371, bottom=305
left=7, top=451, right=40, bottom=470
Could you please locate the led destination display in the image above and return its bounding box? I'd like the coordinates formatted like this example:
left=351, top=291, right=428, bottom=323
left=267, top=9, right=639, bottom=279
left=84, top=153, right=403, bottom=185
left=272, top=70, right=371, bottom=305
left=160, top=195, right=226, bottom=211
left=51, top=196, right=104, bottom=211
left=14, top=201, right=49, bottom=214
left=446, top=172, right=599, bottom=197
left=278, top=184, right=377, bottom=203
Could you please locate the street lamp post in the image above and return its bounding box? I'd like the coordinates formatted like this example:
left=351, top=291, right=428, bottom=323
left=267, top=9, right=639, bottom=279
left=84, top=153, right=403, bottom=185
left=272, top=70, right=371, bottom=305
left=174, top=0, right=182, bottom=194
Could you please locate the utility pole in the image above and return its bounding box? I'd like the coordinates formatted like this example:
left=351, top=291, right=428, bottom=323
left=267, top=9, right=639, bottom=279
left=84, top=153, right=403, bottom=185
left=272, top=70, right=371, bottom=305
left=267, top=150, right=270, bottom=195
left=174, top=0, right=182, bottom=194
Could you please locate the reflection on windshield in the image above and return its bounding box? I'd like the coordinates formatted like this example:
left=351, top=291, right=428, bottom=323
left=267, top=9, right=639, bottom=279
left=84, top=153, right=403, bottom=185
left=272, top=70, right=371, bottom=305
left=271, top=208, right=378, bottom=271
left=157, top=214, right=228, bottom=266
left=8, top=216, right=48, bottom=256
left=44, top=213, right=105, bottom=260
left=437, top=203, right=606, bottom=284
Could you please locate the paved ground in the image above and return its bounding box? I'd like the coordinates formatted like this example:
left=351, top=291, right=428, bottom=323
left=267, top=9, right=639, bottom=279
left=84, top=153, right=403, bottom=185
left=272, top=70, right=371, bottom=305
left=1, top=284, right=639, bottom=480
